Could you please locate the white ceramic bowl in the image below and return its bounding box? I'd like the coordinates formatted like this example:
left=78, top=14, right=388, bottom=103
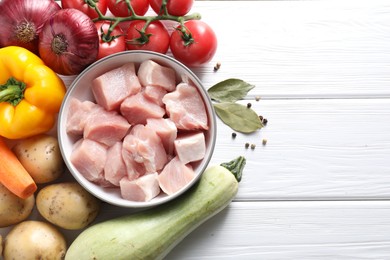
left=58, top=51, right=216, bottom=208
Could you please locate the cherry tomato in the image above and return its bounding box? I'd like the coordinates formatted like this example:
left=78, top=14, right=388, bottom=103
left=107, top=0, right=149, bottom=17
left=95, top=21, right=126, bottom=60
left=126, top=20, right=170, bottom=54
left=170, top=20, right=217, bottom=67
left=149, top=0, right=194, bottom=16
left=61, top=0, right=108, bottom=19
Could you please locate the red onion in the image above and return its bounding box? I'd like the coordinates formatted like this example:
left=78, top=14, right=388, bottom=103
left=0, top=0, right=61, bottom=54
left=39, top=8, right=99, bottom=75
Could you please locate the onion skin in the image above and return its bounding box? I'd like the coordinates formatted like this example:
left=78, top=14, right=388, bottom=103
left=0, top=0, right=61, bottom=55
left=38, top=8, right=99, bottom=75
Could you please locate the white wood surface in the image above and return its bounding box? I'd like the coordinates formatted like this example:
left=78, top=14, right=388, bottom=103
left=167, top=201, right=390, bottom=259
left=194, top=0, right=390, bottom=98
left=2, top=0, right=390, bottom=259
left=214, top=99, right=390, bottom=200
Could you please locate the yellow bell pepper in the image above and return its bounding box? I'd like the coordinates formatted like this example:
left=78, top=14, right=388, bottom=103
left=0, top=46, right=66, bottom=139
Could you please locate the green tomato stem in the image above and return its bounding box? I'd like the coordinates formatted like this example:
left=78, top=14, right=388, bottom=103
left=124, top=0, right=137, bottom=17
left=160, top=0, right=169, bottom=16
left=104, top=20, right=122, bottom=42
left=90, top=0, right=201, bottom=42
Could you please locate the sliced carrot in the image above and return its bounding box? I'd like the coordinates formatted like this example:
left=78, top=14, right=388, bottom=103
left=0, top=137, right=37, bottom=199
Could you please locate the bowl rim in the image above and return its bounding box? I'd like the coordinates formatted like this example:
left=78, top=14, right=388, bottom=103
left=58, top=50, right=217, bottom=208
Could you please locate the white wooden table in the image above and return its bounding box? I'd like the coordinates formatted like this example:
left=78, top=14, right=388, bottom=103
left=166, top=0, right=390, bottom=258
left=2, top=0, right=390, bottom=259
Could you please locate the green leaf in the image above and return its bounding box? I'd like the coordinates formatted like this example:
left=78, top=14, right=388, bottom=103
left=208, top=78, right=255, bottom=102
left=214, top=102, right=263, bottom=133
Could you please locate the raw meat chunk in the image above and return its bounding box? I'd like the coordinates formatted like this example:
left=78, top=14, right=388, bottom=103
left=143, top=85, right=167, bottom=107
left=158, top=157, right=195, bottom=195
left=123, top=125, right=168, bottom=174
left=120, top=92, right=165, bottom=125
left=92, top=62, right=141, bottom=111
left=138, top=60, right=176, bottom=92
left=84, top=108, right=131, bottom=147
left=66, top=98, right=99, bottom=136
left=174, top=132, right=206, bottom=164
left=162, top=82, right=209, bottom=130
left=120, top=173, right=160, bottom=202
left=146, top=118, right=177, bottom=155
left=70, top=139, right=107, bottom=184
left=121, top=143, right=146, bottom=181
left=104, top=142, right=127, bottom=186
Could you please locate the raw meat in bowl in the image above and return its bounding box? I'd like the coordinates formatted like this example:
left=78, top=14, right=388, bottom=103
left=58, top=51, right=216, bottom=208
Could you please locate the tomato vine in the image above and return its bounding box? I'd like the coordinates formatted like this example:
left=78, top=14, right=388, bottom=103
left=86, top=0, right=201, bottom=41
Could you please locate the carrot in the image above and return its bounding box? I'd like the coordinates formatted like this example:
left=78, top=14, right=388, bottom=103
left=0, top=137, right=37, bottom=199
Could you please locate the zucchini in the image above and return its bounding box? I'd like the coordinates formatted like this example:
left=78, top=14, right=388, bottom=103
left=65, top=156, right=246, bottom=260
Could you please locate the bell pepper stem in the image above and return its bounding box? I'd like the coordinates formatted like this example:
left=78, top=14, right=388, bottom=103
left=0, top=77, right=26, bottom=106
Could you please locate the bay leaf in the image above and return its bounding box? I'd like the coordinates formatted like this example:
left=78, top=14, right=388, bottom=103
left=208, top=79, right=255, bottom=102
left=214, top=102, right=263, bottom=133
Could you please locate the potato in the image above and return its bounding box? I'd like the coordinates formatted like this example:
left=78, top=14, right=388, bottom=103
left=3, top=220, right=66, bottom=260
left=36, top=182, right=101, bottom=230
left=0, top=183, right=35, bottom=228
left=12, top=134, right=65, bottom=184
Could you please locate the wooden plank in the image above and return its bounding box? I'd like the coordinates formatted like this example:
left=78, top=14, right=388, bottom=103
left=190, top=0, right=390, bottom=98
left=166, top=201, right=390, bottom=259
left=210, top=98, right=390, bottom=200
left=4, top=201, right=390, bottom=259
